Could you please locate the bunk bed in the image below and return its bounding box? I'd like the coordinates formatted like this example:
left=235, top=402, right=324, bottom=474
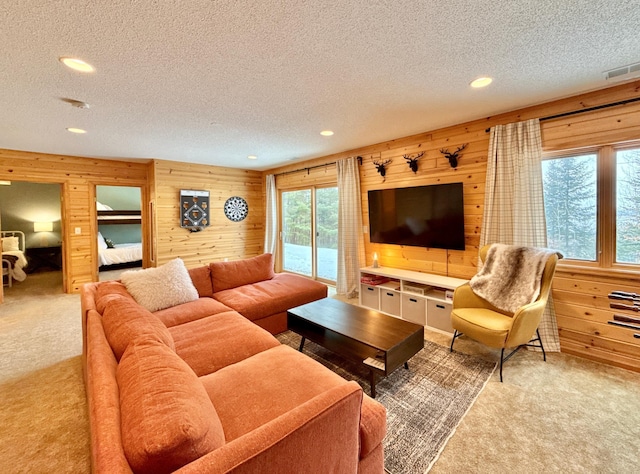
left=1, top=231, right=28, bottom=287
left=97, top=204, right=142, bottom=270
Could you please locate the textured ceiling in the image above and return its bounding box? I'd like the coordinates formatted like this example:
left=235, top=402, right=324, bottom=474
left=2, top=1, right=640, bottom=170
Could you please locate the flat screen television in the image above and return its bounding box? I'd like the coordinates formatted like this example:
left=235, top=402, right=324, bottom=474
left=368, top=182, right=465, bottom=250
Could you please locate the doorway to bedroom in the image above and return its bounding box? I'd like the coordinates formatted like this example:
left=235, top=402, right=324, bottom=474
left=96, top=185, right=143, bottom=281
left=1, top=180, right=64, bottom=302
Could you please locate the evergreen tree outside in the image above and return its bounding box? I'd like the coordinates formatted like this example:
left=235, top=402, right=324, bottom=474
left=616, top=148, right=640, bottom=264
left=542, top=154, right=597, bottom=260
left=282, top=189, right=311, bottom=246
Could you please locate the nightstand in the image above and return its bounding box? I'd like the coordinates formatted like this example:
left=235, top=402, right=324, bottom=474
left=26, top=246, right=62, bottom=273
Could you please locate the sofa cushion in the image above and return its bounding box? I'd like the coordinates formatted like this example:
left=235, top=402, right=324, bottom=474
left=188, top=265, right=214, bottom=298
left=359, top=395, right=387, bottom=458
left=102, top=295, right=175, bottom=360
left=200, top=344, right=352, bottom=442
left=95, top=280, right=134, bottom=314
left=209, top=253, right=275, bottom=292
left=213, top=273, right=328, bottom=322
left=121, top=258, right=199, bottom=312
left=153, top=298, right=232, bottom=328
left=169, top=310, right=281, bottom=376
left=117, top=338, right=225, bottom=474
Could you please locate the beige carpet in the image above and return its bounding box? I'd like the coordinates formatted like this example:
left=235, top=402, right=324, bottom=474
left=1, top=273, right=639, bottom=473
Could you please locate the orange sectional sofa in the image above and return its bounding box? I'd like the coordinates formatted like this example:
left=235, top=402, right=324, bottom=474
left=81, top=254, right=387, bottom=473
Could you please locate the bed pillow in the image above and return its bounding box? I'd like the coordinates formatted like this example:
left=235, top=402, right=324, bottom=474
left=120, top=258, right=199, bottom=312
left=97, top=232, right=108, bottom=250
left=1, top=236, right=20, bottom=252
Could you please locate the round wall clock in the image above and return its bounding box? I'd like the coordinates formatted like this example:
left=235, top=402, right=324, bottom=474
left=224, top=196, right=249, bottom=222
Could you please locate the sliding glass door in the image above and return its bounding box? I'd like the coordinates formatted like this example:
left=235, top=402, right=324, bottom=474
left=281, top=186, right=338, bottom=283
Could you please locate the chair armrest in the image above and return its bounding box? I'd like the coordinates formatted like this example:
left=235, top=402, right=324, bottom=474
left=176, top=382, right=364, bottom=474
left=453, top=284, right=495, bottom=310
left=506, top=299, right=547, bottom=347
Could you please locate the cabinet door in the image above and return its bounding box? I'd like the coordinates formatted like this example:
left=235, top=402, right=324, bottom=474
left=380, top=289, right=401, bottom=317
left=402, top=294, right=426, bottom=325
left=427, top=300, right=454, bottom=333
left=361, top=284, right=380, bottom=309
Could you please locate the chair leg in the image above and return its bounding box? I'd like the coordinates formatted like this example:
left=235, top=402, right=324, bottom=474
left=500, top=331, right=547, bottom=382
left=450, top=329, right=459, bottom=352
left=537, top=329, right=547, bottom=362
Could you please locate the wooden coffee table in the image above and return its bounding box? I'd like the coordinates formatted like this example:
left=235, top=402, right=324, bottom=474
left=287, top=298, right=424, bottom=398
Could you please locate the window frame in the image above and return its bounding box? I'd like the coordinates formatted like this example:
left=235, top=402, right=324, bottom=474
left=542, top=140, right=640, bottom=274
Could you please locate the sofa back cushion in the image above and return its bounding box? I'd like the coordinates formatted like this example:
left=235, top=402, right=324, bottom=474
left=188, top=265, right=214, bottom=298
left=210, top=253, right=275, bottom=292
left=117, top=338, right=225, bottom=474
left=102, top=295, right=175, bottom=360
left=95, top=280, right=134, bottom=314
left=120, top=258, right=199, bottom=312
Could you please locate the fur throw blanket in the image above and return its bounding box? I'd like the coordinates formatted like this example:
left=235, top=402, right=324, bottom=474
left=469, top=244, right=562, bottom=313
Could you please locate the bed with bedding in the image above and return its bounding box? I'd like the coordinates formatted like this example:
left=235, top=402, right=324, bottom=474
left=97, top=232, right=142, bottom=269
left=1, top=231, right=28, bottom=286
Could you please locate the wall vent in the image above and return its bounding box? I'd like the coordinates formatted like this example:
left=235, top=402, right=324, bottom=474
left=603, top=61, right=640, bottom=82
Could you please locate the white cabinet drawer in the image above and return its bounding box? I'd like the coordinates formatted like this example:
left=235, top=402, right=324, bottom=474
left=402, top=294, right=426, bottom=325
left=380, top=289, right=401, bottom=316
left=361, top=284, right=380, bottom=309
left=427, top=299, right=453, bottom=333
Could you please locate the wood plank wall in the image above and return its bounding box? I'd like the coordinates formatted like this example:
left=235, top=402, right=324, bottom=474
left=0, top=149, right=149, bottom=293
left=151, top=160, right=264, bottom=268
left=266, top=80, right=640, bottom=372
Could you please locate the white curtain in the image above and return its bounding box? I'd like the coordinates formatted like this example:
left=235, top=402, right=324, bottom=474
left=264, top=174, right=278, bottom=257
left=480, top=118, right=561, bottom=351
left=336, top=157, right=365, bottom=298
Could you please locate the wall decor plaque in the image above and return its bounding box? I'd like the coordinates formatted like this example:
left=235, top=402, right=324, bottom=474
left=180, top=190, right=210, bottom=230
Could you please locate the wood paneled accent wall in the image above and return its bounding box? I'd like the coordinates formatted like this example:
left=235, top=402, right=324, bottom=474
left=0, top=149, right=149, bottom=293
left=150, top=160, right=264, bottom=268
left=266, top=80, right=640, bottom=372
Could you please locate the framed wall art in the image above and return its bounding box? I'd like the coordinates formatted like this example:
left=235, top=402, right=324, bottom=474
left=180, top=189, right=210, bottom=231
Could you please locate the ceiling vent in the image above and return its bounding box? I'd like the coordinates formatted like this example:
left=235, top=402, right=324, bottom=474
left=603, top=62, right=640, bottom=82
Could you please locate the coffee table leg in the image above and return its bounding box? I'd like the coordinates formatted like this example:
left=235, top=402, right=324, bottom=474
left=298, top=337, right=306, bottom=352
left=369, top=370, right=376, bottom=398
left=404, top=362, right=409, bottom=369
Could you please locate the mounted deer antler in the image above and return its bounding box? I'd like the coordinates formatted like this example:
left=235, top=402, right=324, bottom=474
left=372, top=158, right=392, bottom=181
left=439, top=143, right=468, bottom=168
left=403, top=152, right=425, bottom=173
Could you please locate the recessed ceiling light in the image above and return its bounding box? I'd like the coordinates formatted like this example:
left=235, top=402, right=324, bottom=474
left=59, top=57, right=95, bottom=73
left=320, top=130, right=334, bottom=136
left=470, top=77, right=492, bottom=88
left=247, top=155, right=258, bottom=160
left=67, top=127, right=87, bottom=134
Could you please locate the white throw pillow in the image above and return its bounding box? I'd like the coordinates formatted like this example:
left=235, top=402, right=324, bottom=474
left=1, top=236, right=19, bottom=252
left=97, top=232, right=108, bottom=250
left=120, top=258, right=199, bottom=312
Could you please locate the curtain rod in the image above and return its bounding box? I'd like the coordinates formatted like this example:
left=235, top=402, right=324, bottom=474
left=484, top=95, right=640, bottom=133
left=274, top=161, right=337, bottom=177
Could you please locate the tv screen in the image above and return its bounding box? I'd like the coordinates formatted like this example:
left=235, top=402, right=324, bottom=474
left=368, top=183, right=465, bottom=250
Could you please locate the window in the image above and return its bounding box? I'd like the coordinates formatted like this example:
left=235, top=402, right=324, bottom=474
left=542, top=154, right=597, bottom=261
left=616, top=148, right=640, bottom=264
left=280, top=186, right=338, bottom=282
left=542, top=144, right=640, bottom=269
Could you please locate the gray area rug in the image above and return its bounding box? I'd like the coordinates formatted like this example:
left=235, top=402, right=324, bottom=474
left=277, top=331, right=496, bottom=474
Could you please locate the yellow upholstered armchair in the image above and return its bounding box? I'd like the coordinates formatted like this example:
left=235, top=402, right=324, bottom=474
left=449, top=244, right=560, bottom=382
